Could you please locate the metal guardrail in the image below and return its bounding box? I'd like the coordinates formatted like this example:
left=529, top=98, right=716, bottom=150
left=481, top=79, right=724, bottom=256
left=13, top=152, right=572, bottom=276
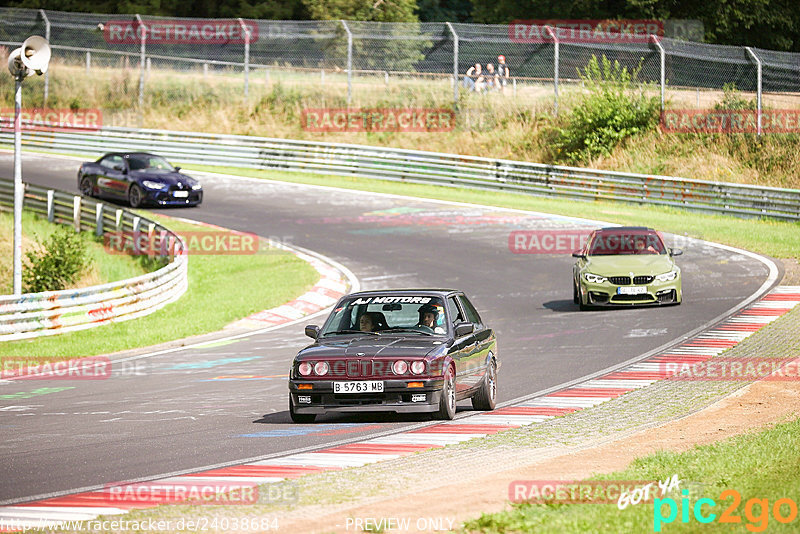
left=1, top=125, right=798, bottom=221
left=0, top=178, right=188, bottom=341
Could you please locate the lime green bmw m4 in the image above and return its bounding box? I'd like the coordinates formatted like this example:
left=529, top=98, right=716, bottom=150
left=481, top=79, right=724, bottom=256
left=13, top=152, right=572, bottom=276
left=572, top=227, right=682, bottom=310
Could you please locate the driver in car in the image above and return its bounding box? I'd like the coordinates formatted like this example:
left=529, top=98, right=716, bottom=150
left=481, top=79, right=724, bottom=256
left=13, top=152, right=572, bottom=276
left=417, top=304, right=446, bottom=334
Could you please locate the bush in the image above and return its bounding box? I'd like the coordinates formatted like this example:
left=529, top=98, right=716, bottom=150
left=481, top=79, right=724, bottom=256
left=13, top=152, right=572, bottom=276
left=23, top=226, right=90, bottom=293
left=550, top=55, right=660, bottom=164
left=714, top=83, right=757, bottom=111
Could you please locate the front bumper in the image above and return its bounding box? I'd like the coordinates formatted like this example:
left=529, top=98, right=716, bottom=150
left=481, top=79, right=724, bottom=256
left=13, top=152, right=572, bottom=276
left=144, top=189, right=203, bottom=206
left=289, top=378, right=445, bottom=414
left=580, top=278, right=681, bottom=306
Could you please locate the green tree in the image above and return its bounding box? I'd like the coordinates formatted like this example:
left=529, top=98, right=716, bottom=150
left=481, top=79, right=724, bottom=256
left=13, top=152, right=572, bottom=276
left=302, top=0, right=419, bottom=23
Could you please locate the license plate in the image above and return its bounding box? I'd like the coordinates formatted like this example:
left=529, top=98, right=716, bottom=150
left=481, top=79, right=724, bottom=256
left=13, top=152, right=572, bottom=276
left=173, top=191, right=189, bottom=198
left=618, top=286, right=647, bottom=295
left=333, top=381, right=384, bottom=394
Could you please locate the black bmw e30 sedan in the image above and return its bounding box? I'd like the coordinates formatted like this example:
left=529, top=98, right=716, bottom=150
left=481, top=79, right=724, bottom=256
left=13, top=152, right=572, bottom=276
left=288, top=289, right=499, bottom=423
left=78, top=152, right=202, bottom=208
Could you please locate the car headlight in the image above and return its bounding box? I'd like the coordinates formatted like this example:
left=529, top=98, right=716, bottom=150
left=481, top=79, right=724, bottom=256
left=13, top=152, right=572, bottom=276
left=392, top=360, right=408, bottom=375
left=410, top=361, right=425, bottom=375
left=656, top=270, right=679, bottom=282
left=584, top=273, right=607, bottom=284
left=142, top=180, right=165, bottom=190
left=298, top=362, right=312, bottom=376
left=314, top=361, right=329, bottom=376
left=191, top=184, right=202, bottom=190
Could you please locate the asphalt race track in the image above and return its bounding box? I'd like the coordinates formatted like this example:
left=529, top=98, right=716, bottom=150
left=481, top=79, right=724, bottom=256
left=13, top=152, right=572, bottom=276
left=0, top=152, right=778, bottom=503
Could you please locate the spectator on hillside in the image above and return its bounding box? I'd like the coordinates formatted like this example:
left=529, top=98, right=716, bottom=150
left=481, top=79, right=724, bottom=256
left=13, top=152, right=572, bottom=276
left=485, top=63, right=497, bottom=92
left=496, top=55, right=510, bottom=93
left=463, top=63, right=484, bottom=92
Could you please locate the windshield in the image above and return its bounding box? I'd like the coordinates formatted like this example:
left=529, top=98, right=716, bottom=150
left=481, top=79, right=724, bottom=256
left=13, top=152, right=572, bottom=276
left=587, top=231, right=666, bottom=256
left=128, top=154, right=175, bottom=172
left=321, top=295, right=448, bottom=336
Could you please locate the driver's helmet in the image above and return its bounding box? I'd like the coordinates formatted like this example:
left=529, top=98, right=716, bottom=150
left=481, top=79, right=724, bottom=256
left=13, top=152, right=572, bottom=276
left=418, top=303, right=444, bottom=328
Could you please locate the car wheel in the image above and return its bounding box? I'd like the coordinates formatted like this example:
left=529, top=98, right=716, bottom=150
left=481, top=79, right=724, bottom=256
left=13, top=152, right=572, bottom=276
left=80, top=176, right=94, bottom=198
left=289, top=396, right=316, bottom=424
left=128, top=184, right=144, bottom=208
left=471, top=358, right=497, bottom=411
left=435, top=364, right=456, bottom=420
left=579, top=291, right=590, bottom=311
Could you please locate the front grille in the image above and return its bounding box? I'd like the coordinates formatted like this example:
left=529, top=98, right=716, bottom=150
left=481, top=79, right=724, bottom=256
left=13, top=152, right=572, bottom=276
left=613, top=294, right=653, bottom=302
left=609, top=276, right=631, bottom=285
left=634, top=275, right=654, bottom=285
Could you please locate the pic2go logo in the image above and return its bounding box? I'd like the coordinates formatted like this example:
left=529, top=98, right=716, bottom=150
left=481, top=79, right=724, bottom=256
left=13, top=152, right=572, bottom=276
left=654, top=489, right=798, bottom=532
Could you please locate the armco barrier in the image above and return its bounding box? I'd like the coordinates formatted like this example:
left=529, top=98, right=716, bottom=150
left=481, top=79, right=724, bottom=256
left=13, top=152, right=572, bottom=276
left=0, top=178, right=187, bottom=341
left=1, top=125, right=799, bottom=220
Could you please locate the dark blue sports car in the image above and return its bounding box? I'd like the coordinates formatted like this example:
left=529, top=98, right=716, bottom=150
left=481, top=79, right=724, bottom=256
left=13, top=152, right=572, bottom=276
left=78, top=152, right=203, bottom=208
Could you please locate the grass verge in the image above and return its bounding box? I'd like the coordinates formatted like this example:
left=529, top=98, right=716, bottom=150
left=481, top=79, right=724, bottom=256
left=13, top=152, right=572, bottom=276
left=0, top=214, right=319, bottom=360
left=461, top=415, right=800, bottom=533
left=0, top=210, right=148, bottom=294
left=185, top=164, right=800, bottom=261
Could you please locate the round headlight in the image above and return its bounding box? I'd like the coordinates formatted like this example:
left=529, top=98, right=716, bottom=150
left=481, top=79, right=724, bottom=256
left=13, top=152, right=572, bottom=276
left=298, top=362, right=312, bottom=376
left=314, top=361, right=329, bottom=376
left=392, top=360, right=408, bottom=375
left=410, top=361, right=425, bottom=375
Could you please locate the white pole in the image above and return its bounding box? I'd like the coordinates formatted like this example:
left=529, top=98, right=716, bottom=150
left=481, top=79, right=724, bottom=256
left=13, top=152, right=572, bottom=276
left=40, top=10, right=50, bottom=106
left=745, top=47, right=762, bottom=136
left=341, top=21, right=352, bottom=105
left=238, top=18, right=251, bottom=99
left=545, top=25, right=559, bottom=116
left=13, top=76, right=24, bottom=295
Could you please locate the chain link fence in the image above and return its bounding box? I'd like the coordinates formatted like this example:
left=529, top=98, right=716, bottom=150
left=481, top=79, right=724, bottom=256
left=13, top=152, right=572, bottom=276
left=1, top=7, right=799, bottom=128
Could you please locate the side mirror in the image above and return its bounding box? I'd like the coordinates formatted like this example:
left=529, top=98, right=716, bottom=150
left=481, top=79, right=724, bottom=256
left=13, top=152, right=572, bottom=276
left=571, top=251, right=585, bottom=258
left=670, top=248, right=683, bottom=256
left=174, top=166, right=181, bottom=172
left=304, top=324, right=320, bottom=339
left=454, top=322, right=474, bottom=337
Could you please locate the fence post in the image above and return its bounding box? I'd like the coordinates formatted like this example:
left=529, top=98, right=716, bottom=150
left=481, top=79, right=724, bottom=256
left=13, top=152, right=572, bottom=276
left=544, top=25, right=559, bottom=116
left=86, top=51, right=91, bottom=74
left=446, top=22, right=459, bottom=109
left=135, top=14, right=147, bottom=126
left=341, top=20, right=352, bottom=105
left=115, top=208, right=123, bottom=231
left=95, top=203, right=104, bottom=236
left=203, top=62, right=208, bottom=79
left=745, top=47, right=763, bottom=136
left=321, top=69, right=325, bottom=84
left=47, top=190, right=54, bottom=222
left=238, top=18, right=251, bottom=99
left=650, top=34, right=665, bottom=112
left=265, top=68, right=269, bottom=85
left=73, top=195, right=81, bottom=232
left=39, top=9, right=50, bottom=106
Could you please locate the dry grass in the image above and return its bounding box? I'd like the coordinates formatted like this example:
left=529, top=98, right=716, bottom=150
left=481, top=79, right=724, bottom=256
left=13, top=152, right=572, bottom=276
left=4, top=60, right=800, bottom=189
